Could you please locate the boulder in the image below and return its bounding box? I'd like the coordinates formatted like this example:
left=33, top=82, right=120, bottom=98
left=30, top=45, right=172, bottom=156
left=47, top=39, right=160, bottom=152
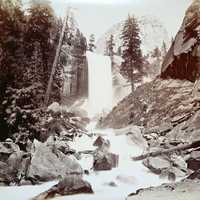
left=56, top=175, right=93, bottom=195
left=0, top=141, right=20, bottom=162
left=0, top=161, right=12, bottom=184
left=93, top=136, right=110, bottom=149
left=27, top=140, right=82, bottom=182
left=143, top=156, right=171, bottom=174
left=0, top=141, right=28, bottom=185
left=32, top=175, right=93, bottom=200
left=47, top=102, right=61, bottom=114
left=186, top=151, right=200, bottom=171
left=187, top=170, right=200, bottom=179
left=171, top=154, right=187, bottom=172
left=116, top=175, right=136, bottom=184
left=93, top=150, right=119, bottom=171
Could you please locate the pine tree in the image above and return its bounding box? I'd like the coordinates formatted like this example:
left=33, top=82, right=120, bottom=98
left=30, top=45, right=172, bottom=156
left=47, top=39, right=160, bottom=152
left=117, top=46, right=122, bottom=56
left=105, top=34, right=115, bottom=56
left=120, top=15, right=143, bottom=92
left=26, top=0, right=55, bottom=86
left=152, top=47, right=161, bottom=58
left=88, top=34, right=96, bottom=52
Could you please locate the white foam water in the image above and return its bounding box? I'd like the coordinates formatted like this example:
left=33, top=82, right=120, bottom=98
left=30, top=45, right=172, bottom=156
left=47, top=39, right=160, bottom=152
left=87, top=51, right=113, bottom=118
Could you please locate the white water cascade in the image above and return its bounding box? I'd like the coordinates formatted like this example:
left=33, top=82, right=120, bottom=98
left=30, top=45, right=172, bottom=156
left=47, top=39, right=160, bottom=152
left=87, top=51, right=113, bottom=118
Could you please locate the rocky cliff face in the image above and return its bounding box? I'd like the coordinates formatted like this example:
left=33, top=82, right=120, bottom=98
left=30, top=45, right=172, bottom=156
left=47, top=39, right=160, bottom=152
left=161, top=0, right=200, bottom=82
left=60, top=28, right=88, bottom=101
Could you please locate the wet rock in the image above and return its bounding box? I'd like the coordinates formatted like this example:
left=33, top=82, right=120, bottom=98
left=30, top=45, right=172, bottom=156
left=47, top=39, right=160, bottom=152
left=0, top=140, right=28, bottom=185
left=143, top=156, right=171, bottom=174
left=0, top=141, right=20, bottom=162
left=93, top=149, right=119, bottom=171
left=0, top=161, right=12, bottom=184
left=186, top=151, right=200, bottom=171
left=27, top=140, right=82, bottom=182
left=116, top=175, right=136, bottom=184
left=93, top=155, right=112, bottom=171
left=19, top=179, right=32, bottom=186
left=187, top=170, right=200, bottom=180
left=47, top=102, right=61, bottom=114
left=171, top=154, right=187, bottom=172
left=84, top=170, right=90, bottom=175
left=93, top=136, right=110, bottom=149
left=32, top=175, right=93, bottom=200
left=107, top=181, right=117, bottom=187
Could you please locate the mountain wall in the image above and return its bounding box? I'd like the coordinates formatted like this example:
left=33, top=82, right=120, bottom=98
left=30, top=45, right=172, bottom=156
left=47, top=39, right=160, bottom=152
left=60, top=28, right=88, bottom=101
left=161, top=0, right=200, bottom=82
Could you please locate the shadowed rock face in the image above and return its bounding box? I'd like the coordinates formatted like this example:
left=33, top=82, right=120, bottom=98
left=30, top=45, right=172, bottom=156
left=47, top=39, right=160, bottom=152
left=161, top=0, right=200, bottom=82
left=60, top=28, right=88, bottom=99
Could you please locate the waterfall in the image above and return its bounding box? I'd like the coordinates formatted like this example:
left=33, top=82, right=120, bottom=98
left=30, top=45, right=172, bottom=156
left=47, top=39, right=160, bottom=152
left=86, top=51, right=113, bottom=118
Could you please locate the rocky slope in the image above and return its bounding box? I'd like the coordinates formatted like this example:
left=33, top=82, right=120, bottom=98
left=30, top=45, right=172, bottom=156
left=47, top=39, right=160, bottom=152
left=99, top=78, right=200, bottom=142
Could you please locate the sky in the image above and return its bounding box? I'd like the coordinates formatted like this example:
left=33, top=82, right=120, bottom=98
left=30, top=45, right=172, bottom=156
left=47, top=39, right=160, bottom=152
left=28, top=0, right=193, bottom=40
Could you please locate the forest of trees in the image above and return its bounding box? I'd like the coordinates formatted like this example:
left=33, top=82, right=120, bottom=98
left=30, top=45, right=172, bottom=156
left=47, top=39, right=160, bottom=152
left=120, top=15, right=143, bottom=92
left=0, top=0, right=63, bottom=141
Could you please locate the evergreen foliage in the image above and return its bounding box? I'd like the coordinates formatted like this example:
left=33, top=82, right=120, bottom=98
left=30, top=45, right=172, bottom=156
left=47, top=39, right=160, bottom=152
left=120, top=15, right=143, bottom=92
left=0, top=0, right=61, bottom=141
left=105, top=34, right=115, bottom=56
left=88, top=34, right=96, bottom=52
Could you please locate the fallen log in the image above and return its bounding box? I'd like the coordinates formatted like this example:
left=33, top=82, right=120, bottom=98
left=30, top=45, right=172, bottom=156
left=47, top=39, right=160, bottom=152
left=132, top=140, right=200, bottom=161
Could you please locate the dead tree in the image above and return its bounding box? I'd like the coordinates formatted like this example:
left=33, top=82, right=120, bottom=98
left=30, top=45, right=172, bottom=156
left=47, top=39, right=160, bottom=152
left=132, top=140, right=200, bottom=161
left=44, top=11, right=69, bottom=106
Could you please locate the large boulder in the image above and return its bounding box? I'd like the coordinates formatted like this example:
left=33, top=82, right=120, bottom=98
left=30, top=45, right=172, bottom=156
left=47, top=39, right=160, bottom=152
left=0, top=140, right=20, bottom=162
left=143, top=156, right=171, bottom=174
left=93, top=136, right=110, bottom=149
left=0, top=140, right=28, bottom=185
left=27, top=140, right=82, bottom=182
left=93, top=149, right=119, bottom=171
left=186, top=151, right=200, bottom=171
left=32, top=175, right=93, bottom=200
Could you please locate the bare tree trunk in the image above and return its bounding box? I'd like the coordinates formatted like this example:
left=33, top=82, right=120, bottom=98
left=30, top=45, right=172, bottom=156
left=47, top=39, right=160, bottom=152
left=131, top=61, right=134, bottom=93
left=132, top=140, right=200, bottom=161
left=44, top=12, right=68, bottom=107
left=192, top=78, right=200, bottom=98
left=131, top=73, right=134, bottom=93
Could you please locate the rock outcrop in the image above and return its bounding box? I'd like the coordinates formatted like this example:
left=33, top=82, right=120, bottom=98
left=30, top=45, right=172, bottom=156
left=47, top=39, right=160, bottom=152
left=98, top=78, right=199, bottom=140
left=161, top=0, right=200, bottom=81
left=60, top=27, right=88, bottom=100
left=32, top=175, right=93, bottom=200
left=93, top=137, right=119, bottom=171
